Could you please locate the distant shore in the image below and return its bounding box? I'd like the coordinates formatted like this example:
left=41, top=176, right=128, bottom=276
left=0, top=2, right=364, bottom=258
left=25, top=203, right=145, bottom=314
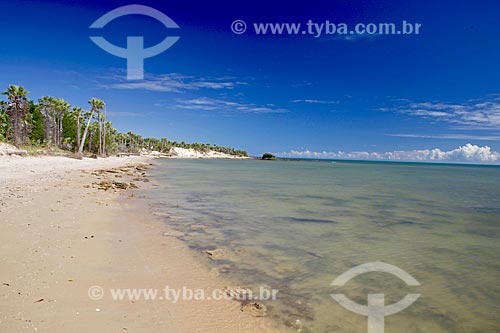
left=0, top=155, right=275, bottom=332
left=146, top=146, right=251, bottom=159
left=0, top=142, right=250, bottom=160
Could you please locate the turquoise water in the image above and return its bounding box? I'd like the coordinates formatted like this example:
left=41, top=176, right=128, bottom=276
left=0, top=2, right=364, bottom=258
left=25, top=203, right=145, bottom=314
left=145, top=159, right=500, bottom=332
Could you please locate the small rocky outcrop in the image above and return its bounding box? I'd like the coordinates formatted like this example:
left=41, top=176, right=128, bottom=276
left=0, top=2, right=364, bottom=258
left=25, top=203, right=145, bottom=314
left=240, top=302, right=267, bottom=317
left=205, top=248, right=231, bottom=260
left=261, top=153, right=276, bottom=160
left=93, top=180, right=138, bottom=191
left=0, top=143, right=27, bottom=156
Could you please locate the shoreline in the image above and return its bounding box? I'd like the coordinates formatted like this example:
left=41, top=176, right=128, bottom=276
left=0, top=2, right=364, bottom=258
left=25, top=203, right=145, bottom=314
left=0, top=156, right=277, bottom=332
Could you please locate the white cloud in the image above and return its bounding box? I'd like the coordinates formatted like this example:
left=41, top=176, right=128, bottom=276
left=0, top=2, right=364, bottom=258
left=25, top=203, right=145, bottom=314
left=384, top=95, right=500, bottom=129
left=174, top=97, right=289, bottom=114
left=277, top=144, right=500, bottom=164
left=292, top=99, right=339, bottom=104
left=102, top=73, right=246, bottom=93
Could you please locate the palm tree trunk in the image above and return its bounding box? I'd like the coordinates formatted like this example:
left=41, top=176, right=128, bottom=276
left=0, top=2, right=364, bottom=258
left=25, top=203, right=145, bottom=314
left=59, top=117, right=61, bottom=146
left=55, top=116, right=58, bottom=147
left=78, top=109, right=95, bottom=154
left=52, top=116, right=56, bottom=146
left=13, top=108, right=20, bottom=146
left=89, top=131, right=93, bottom=152
left=58, top=116, right=62, bottom=147
left=13, top=100, right=24, bottom=147
left=43, top=108, right=51, bottom=143
left=97, top=113, right=102, bottom=155
left=102, top=106, right=107, bottom=155
left=76, top=111, right=81, bottom=152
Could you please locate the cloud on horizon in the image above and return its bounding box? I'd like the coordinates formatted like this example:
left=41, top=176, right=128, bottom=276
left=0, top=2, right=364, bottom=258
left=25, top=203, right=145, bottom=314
left=276, top=143, right=500, bottom=164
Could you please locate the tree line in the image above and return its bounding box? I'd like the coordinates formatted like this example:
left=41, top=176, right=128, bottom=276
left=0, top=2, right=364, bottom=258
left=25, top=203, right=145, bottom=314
left=0, top=84, right=248, bottom=157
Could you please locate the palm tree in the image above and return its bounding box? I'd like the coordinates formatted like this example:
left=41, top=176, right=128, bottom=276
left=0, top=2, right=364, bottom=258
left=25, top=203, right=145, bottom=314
left=78, top=97, right=104, bottom=155
left=1, top=85, right=29, bottom=146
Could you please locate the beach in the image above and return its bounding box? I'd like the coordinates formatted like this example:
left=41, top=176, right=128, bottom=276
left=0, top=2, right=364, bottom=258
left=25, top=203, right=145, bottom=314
left=0, top=156, right=276, bottom=332
left=1, top=155, right=499, bottom=332
left=1, top=1, right=498, bottom=331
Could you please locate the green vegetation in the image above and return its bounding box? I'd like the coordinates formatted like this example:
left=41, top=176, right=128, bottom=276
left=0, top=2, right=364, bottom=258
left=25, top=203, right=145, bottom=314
left=28, top=101, right=44, bottom=144
left=0, top=106, right=9, bottom=141
left=261, top=153, right=276, bottom=160
left=0, top=84, right=248, bottom=157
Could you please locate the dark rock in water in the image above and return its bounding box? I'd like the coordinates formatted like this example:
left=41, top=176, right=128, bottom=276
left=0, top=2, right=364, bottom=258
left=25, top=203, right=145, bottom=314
left=205, top=248, right=230, bottom=260
left=240, top=302, right=267, bottom=317
left=303, top=250, right=323, bottom=259
left=471, top=206, right=500, bottom=214
left=275, top=217, right=338, bottom=224
left=284, top=317, right=306, bottom=332
left=395, top=220, right=419, bottom=225
left=384, top=220, right=430, bottom=229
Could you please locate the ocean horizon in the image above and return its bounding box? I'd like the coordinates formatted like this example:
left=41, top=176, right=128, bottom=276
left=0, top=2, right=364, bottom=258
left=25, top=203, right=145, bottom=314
left=260, top=157, right=500, bottom=168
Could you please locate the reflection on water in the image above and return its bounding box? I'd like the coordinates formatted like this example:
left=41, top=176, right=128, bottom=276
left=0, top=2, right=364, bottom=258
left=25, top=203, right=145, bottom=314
left=145, top=159, right=500, bottom=332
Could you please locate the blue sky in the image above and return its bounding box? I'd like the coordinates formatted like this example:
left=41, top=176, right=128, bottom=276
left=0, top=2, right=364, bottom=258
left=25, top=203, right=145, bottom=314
left=1, top=0, right=499, bottom=161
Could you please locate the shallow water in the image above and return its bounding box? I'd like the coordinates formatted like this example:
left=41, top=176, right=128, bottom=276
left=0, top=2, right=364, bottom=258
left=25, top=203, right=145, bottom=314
left=145, top=159, right=500, bottom=332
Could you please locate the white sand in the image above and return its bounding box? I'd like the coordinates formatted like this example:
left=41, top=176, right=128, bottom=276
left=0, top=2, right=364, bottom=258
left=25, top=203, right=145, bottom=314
left=166, top=147, right=250, bottom=159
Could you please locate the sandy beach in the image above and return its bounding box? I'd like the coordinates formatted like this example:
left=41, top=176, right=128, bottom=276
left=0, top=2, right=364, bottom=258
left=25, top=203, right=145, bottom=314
left=0, top=156, right=276, bottom=332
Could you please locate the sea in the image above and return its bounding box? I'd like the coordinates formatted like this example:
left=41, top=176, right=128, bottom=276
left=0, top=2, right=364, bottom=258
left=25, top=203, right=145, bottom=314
left=143, top=158, right=500, bottom=333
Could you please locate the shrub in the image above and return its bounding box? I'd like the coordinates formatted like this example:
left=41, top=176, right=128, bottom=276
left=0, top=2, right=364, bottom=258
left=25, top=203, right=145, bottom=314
left=261, top=153, right=276, bottom=160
